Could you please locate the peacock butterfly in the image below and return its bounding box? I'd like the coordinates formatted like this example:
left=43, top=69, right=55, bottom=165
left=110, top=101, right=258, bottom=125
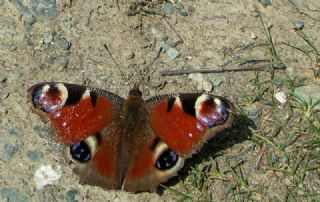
left=28, top=82, right=234, bottom=192
left=28, top=78, right=234, bottom=192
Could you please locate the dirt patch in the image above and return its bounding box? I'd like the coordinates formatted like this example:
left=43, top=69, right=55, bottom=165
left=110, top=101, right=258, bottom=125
left=0, top=0, right=319, bottom=201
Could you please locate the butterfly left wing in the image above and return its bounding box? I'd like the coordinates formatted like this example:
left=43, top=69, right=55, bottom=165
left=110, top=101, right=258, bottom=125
left=146, top=93, right=234, bottom=158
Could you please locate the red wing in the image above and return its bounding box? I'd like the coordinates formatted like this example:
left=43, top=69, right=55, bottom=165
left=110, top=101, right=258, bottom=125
left=28, top=82, right=124, bottom=144
left=146, top=93, right=234, bottom=157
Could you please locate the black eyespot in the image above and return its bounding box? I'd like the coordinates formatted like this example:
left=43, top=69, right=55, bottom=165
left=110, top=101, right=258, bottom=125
left=70, top=141, right=91, bottom=162
left=156, top=149, right=179, bottom=170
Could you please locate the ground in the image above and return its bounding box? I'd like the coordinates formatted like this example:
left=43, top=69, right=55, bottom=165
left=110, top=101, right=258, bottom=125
left=0, top=0, right=319, bottom=201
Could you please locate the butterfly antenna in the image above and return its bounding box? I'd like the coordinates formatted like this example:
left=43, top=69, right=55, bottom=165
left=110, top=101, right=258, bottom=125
left=104, top=44, right=132, bottom=89
left=137, top=47, right=162, bottom=88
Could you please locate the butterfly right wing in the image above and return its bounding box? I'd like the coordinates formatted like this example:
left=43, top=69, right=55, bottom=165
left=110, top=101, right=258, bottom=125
left=117, top=93, right=234, bottom=192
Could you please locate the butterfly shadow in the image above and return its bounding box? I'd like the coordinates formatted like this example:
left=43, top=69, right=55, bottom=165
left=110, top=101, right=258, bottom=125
left=157, top=112, right=254, bottom=195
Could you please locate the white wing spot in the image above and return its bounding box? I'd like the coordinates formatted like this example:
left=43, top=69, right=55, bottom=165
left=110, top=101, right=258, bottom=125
left=42, top=84, right=50, bottom=93
left=174, top=96, right=182, bottom=108
left=214, top=98, right=221, bottom=106
left=85, top=136, right=98, bottom=155
left=82, top=89, right=91, bottom=99
left=195, top=94, right=210, bottom=119
left=55, top=83, right=68, bottom=106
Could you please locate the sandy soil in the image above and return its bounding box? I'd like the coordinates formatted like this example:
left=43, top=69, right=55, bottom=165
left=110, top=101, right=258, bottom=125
left=0, top=0, right=319, bottom=201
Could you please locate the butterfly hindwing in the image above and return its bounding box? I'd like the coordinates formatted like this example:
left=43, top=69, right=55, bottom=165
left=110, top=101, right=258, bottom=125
left=146, top=93, right=234, bottom=157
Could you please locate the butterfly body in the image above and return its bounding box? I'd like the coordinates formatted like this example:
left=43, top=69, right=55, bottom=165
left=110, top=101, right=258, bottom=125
left=28, top=82, right=234, bottom=192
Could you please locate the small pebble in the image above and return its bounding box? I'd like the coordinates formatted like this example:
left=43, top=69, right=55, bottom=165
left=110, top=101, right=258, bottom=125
left=34, top=165, right=62, bottom=190
left=166, top=47, right=180, bottom=60
left=0, top=106, right=8, bottom=114
left=260, top=0, right=272, bottom=7
left=274, top=92, right=287, bottom=104
left=43, top=30, right=54, bottom=44
left=30, top=0, right=37, bottom=7
left=178, top=10, right=188, bottom=16
left=272, top=77, right=283, bottom=86
left=63, top=17, right=73, bottom=28
left=55, top=57, right=69, bottom=69
left=188, top=73, right=204, bottom=82
left=27, top=150, right=44, bottom=161
left=188, top=73, right=212, bottom=92
left=175, top=2, right=188, bottom=16
left=198, top=80, right=213, bottom=92
left=5, top=124, right=19, bottom=136
left=10, top=0, right=59, bottom=21
left=156, top=40, right=170, bottom=52
left=174, top=2, right=184, bottom=12
left=247, top=105, right=261, bottom=125
left=174, top=2, right=184, bottom=10
left=284, top=178, right=293, bottom=186
left=46, top=0, right=56, bottom=4
left=125, top=51, right=135, bottom=60
left=150, top=27, right=162, bottom=38
left=294, top=85, right=320, bottom=110
left=250, top=32, right=257, bottom=39
left=65, top=189, right=79, bottom=202
left=0, top=188, right=29, bottom=202
left=187, top=5, right=196, bottom=16
left=9, top=45, right=17, bottom=51
left=58, top=0, right=71, bottom=10
left=56, top=36, right=71, bottom=50
left=0, top=75, right=6, bottom=82
left=33, top=125, right=51, bottom=140
left=163, top=2, right=174, bottom=15
left=36, top=7, right=59, bottom=21
left=24, top=27, right=34, bottom=38
left=271, top=153, right=280, bottom=163
left=1, top=144, right=19, bottom=163
left=208, top=75, right=224, bottom=87
left=293, top=21, right=304, bottom=30
left=252, top=12, right=260, bottom=17
left=23, top=13, right=36, bottom=25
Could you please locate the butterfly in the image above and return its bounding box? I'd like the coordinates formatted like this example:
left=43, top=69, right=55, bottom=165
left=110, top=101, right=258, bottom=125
left=28, top=80, right=234, bottom=192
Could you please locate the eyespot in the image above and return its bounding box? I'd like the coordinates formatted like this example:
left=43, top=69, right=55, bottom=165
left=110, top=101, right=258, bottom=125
left=155, top=149, right=179, bottom=170
left=70, top=141, right=91, bottom=163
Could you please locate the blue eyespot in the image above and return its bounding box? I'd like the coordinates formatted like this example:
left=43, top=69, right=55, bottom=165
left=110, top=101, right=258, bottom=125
left=156, top=149, right=179, bottom=170
left=70, top=141, right=91, bottom=163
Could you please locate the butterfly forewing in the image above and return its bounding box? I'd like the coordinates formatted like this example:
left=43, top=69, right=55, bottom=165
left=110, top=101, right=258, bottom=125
left=29, top=82, right=124, bottom=144
left=146, top=93, right=234, bottom=157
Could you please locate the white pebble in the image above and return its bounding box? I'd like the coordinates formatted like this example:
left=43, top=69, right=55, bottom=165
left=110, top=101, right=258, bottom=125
left=274, top=92, right=287, bottom=104
left=188, top=73, right=204, bottom=82
left=189, top=73, right=213, bottom=92
left=250, top=32, right=257, bottom=39
left=267, top=22, right=273, bottom=29
left=34, top=165, right=62, bottom=190
left=198, top=80, right=213, bottom=92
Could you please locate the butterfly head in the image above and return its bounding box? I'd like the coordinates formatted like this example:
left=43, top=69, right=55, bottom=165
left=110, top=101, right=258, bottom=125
left=129, top=84, right=142, bottom=97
